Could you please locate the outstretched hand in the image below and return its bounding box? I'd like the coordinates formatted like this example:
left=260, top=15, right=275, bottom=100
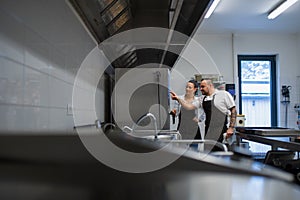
left=170, top=91, right=178, bottom=100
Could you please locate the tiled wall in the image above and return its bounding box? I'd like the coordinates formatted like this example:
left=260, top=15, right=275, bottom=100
left=0, top=0, right=101, bottom=133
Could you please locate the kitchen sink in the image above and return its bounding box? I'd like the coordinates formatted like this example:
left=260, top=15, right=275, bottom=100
left=127, top=129, right=181, bottom=140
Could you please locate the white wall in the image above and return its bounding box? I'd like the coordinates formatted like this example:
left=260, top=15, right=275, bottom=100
left=175, top=32, right=300, bottom=129
left=194, top=34, right=234, bottom=83
left=0, top=0, right=102, bottom=133
left=233, top=33, right=299, bottom=128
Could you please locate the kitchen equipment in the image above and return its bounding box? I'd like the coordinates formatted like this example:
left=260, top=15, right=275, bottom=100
left=236, top=114, right=245, bottom=127
left=236, top=127, right=300, bottom=136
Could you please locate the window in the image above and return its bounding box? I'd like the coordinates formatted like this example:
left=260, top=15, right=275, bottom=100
left=238, top=55, right=277, bottom=127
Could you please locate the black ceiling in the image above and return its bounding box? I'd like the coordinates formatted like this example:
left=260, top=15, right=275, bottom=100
left=68, top=0, right=212, bottom=70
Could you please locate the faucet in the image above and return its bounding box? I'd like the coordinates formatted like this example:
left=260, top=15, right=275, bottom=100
left=103, top=123, right=116, bottom=130
left=131, top=113, right=158, bottom=138
left=95, top=119, right=102, bottom=129
left=122, top=126, right=133, bottom=133
left=95, top=120, right=116, bottom=132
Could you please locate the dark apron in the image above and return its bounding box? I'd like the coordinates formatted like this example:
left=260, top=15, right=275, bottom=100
left=203, top=95, right=228, bottom=143
left=177, top=106, right=200, bottom=140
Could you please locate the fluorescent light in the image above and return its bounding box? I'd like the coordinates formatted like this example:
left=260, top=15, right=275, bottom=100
left=268, top=0, right=298, bottom=19
left=204, top=0, right=221, bottom=18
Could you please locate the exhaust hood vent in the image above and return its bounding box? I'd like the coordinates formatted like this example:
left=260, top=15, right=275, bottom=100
left=98, top=0, right=131, bottom=34
left=97, top=0, right=115, bottom=11
left=106, top=8, right=131, bottom=34
left=101, top=0, right=128, bottom=25
left=68, top=0, right=211, bottom=70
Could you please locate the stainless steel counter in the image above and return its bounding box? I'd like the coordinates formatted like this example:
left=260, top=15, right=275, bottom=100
left=164, top=172, right=300, bottom=200
left=236, top=127, right=300, bottom=136
left=0, top=130, right=299, bottom=200
left=236, top=131, right=300, bottom=151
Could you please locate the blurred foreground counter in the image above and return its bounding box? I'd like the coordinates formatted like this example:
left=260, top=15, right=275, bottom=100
left=0, top=130, right=299, bottom=200
left=235, top=127, right=300, bottom=185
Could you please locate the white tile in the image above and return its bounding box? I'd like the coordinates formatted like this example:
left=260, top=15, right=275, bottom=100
left=23, top=106, right=49, bottom=131
left=0, top=36, right=25, bottom=64
left=0, top=105, right=45, bottom=132
left=0, top=105, right=76, bottom=132
left=48, top=76, right=71, bottom=108
left=0, top=105, right=23, bottom=131
left=24, top=49, right=49, bottom=73
left=49, top=65, right=67, bottom=83
left=0, top=57, right=24, bottom=104
left=0, top=9, right=25, bottom=63
left=49, top=46, right=67, bottom=81
left=22, top=20, right=51, bottom=73
left=0, top=0, right=96, bottom=133
left=49, top=107, right=74, bottom=132
left=24, top=66, right=49, bottom=107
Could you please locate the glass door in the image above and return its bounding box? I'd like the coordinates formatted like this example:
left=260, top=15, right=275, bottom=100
left=238, top=55, right=277, bottom=127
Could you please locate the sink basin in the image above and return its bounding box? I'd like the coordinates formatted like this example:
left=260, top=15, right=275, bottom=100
left=129, top=130, right=180, bottom=140
left=143, top=134, right=175, bottom=140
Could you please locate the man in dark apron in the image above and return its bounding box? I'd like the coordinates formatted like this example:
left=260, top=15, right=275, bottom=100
left=202, top=95, right=227, bottom=142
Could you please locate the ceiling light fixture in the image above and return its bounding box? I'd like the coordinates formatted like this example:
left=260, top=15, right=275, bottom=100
left=268, top=0, right=298, bottom=19
left=204, top=0, right=221, bottom=18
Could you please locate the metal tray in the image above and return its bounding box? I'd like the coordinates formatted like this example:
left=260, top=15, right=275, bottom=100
left=236, top=127, right=300, bottom=136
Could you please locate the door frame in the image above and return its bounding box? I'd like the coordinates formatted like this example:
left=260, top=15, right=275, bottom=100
left=237, top=55, right=277, bottom=127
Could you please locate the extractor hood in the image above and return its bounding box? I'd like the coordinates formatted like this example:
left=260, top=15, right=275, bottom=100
left=68, top=0, right=212, bottom=70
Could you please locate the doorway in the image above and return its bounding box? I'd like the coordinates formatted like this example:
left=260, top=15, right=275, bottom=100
left=238, top=55, right=277, bottom=127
